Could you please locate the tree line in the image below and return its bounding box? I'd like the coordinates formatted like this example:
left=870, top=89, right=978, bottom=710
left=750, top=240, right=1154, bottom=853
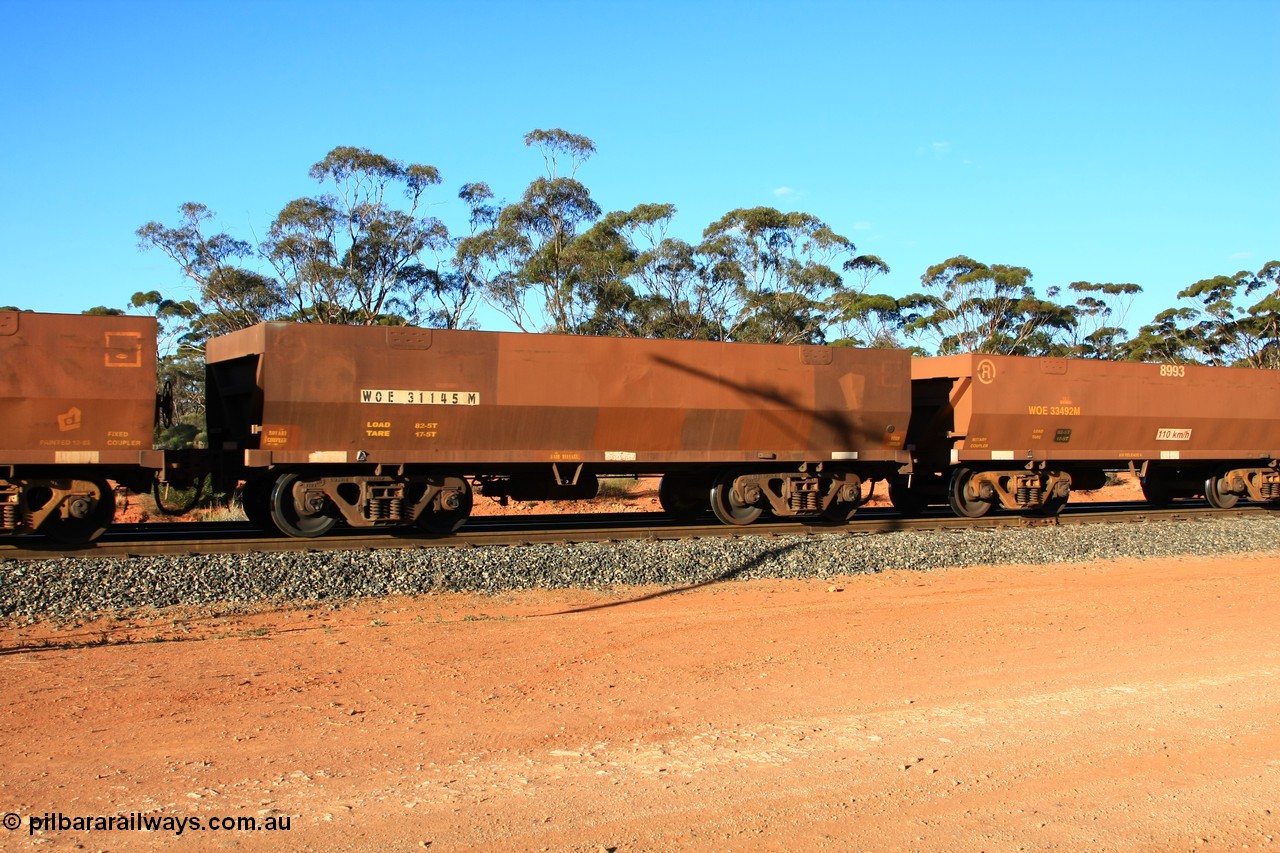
left=18, top=129, right=1274, bottom=445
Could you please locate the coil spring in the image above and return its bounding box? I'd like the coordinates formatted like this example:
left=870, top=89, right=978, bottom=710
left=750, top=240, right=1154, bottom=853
left=787, top=488, right=821, bottom=513
left=367, top=498, right=403, bottom=522
left=1016, top=485, right=1043, bottom=506
left=1263, top=480, right=1280, bottom=500
left=0, top=504, right=16, bottom=531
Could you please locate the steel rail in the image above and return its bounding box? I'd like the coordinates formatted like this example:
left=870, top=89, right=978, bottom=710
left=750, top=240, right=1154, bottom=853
left=0, top=502, right=1275, bottom=562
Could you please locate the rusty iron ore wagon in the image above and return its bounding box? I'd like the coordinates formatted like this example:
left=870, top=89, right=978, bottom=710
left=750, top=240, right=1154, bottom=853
left=6, top=311, right=1280, bottom=544
left=893, top=354, right=1280, bottom=517
left=205, top=323, right=914, bottom=536
left=0, top=311, right=163, bottom=541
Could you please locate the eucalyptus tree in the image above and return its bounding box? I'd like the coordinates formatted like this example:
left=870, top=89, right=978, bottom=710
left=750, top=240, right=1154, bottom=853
left=826, top=254, right=907, bottom=348
left=1124, top=307, right=1203, bottom=364
left=696, top=207, right=859, bottom=344
left=563, top=207, right=645, bottom=336
left=399, top=182, right=499, bottom=330
left=1174, top=261, right=1280, bottom=368
left=901, top=255, right=1074, bottom=355
left=136, top=202, right=286, bottom=338
left=630, top=238, right=726, bottom=339
left=571, top=203, right=725, bottom=340
left=1061, top=281, right=1142, bottom=359
left=459, top=129, right=603, bottom=332
left=262, top=146, right=449, bottom=326
left=127, top=290, right=202, bottom=353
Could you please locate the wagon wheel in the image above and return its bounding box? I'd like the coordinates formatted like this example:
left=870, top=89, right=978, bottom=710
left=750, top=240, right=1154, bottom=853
left=709, top=471, right=762, bottom=526
left=1204, top=471, right=1240, bottom=509
left=41, top=477, right=115, bottom=544
left=416, top=483, right=473, bottom=534
left=268, top=472, right=336, bottom=538
left=888, top=475, right=926, bottom=515
left=948, top=468, right=993, bottom=519
left=658, top=473, right=708, bottom=522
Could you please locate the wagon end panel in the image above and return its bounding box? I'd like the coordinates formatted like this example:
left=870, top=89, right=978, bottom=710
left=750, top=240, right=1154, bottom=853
left=0, top=311, right=159, bottom=466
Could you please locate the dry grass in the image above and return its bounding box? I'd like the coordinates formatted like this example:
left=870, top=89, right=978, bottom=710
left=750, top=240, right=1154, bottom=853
left=118, top=484, right=246, bottom=524
left=595, top=477, right=639, bottom=499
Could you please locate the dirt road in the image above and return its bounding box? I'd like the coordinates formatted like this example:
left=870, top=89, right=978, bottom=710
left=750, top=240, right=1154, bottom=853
left=2, top=551, right=1278, bottom=850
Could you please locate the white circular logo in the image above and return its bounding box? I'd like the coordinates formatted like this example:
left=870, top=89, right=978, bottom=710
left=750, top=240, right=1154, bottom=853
left=977, top=359, right=997, bottom=384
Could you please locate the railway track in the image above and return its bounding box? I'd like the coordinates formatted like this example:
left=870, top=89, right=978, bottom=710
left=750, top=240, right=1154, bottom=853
left=2, top=501, right=1274, bottom=562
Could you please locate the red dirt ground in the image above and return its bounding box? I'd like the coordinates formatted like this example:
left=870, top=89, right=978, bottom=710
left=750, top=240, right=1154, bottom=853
left=2, top=542, right=1277, bottom=850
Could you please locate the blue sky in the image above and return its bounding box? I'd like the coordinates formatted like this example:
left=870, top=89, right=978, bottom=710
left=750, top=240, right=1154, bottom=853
left=2, top=0, right=1276, bottom=335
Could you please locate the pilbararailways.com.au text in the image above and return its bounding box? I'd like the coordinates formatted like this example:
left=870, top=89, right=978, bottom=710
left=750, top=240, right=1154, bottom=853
left=5, top=811, right=292, bottom=836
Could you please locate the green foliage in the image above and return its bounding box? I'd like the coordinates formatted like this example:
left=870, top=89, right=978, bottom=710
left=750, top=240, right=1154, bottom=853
left=522, top=128, right=596, bottom=178
left=127, top=290, right=202, bottom=355
left=137, top=202, right=285, bottom=341
left=403, top=182, right=495, bottom=331
left=265, top=146, right=449, bottom=326
left=133, top=133, right=1277, bottom=373
left=828, top=255, right=902, bottom=347
left=1171, top=262, right=1280, bottom=368
left=150, top=474, right=226, bottom=515
left=902, top=255, right=1074, bottom=355
left=459, top=130, right=605, bottom=333
left=1124, top=307, right=1202, bottom=363
left=155, top=349, right=207, bottom=440
left=1060, top=281, right=1141, bottom=359
left=139, top=148, right=456, bottom=336
left=697, top=207, right=858, bottom=344
left=1118, top=261, right=1279, bottom=367
left=569, top=204, right=725, bottom=340
left=156, top=422, right=200, bottom=450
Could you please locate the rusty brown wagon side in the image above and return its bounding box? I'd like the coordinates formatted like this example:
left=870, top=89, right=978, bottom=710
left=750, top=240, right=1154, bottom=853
left=205, top=324, right=912, bottom=536
left=897, top=354, right=1280, bottom=516
left=0, top=311, right=163, bottom=541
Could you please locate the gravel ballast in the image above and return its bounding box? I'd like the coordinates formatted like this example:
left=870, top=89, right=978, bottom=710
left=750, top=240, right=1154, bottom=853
left=4, top=516, right=1280, bottom=621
